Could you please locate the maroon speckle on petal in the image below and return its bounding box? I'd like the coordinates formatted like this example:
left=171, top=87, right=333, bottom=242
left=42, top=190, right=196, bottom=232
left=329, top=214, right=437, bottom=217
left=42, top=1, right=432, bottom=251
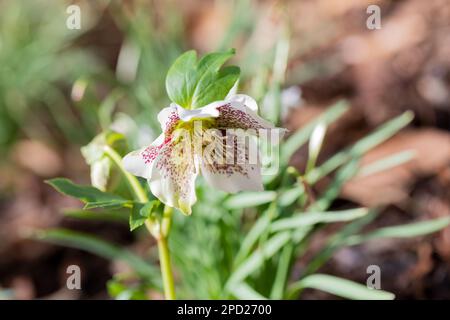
left=217, top=104, right=265, bottom=130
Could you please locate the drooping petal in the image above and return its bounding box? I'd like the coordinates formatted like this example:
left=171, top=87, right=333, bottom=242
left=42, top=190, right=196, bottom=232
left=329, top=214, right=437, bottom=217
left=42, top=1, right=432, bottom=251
left=216, top=94, right=275, bottom=131
left=123, top=134, right=165, bottom=179
left=199, top=130, right=263, bottom=193
left=148, top=133, right=198, bottom=215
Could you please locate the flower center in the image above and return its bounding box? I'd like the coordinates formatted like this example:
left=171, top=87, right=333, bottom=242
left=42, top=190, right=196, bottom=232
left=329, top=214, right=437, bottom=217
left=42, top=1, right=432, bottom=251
left=174, top=118, right=216, bottom=134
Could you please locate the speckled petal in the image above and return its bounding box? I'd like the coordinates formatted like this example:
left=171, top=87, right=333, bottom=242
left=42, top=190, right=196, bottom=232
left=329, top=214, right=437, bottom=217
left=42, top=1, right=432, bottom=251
left=157, top=103, right=180, bottom=134
left=199, top=132, right=263, bottom=193
left=123, top=134, right=165, bottom=179
left=216, top=94, right=274, bottom=130
left=148, top=135, right=198, bottom=215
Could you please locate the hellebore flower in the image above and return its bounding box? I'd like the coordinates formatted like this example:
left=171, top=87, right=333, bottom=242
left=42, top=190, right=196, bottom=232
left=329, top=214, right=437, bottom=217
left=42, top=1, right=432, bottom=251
left=123, top=94, right=284, bottom=215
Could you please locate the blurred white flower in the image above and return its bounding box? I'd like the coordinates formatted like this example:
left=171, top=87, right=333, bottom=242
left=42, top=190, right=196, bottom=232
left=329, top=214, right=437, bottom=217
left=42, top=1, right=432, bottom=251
left=280, top=86, right=302, bottom=121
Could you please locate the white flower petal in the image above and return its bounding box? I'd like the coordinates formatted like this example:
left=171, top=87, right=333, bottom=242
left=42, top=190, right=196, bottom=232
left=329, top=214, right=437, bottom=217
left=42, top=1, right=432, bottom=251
left=228, top=94, right=258, bottom=111
left=216, top=96, right=275, bottom=131
left=176, top=101, right=221, bottom=121
left=91, top=157, right=111, bottom=191
left=122, top=134, right=164, bottom=179
left=148, top=137, right=198, bottom=215
left=201, top=164, right=263, bottom=193
left=157, top=103, right=180, bottom=133
left=200, top=159, right=263, bottom=193
left=199, top=132, right=263, bottom=193
left=225, top=80, right=239, bottom=100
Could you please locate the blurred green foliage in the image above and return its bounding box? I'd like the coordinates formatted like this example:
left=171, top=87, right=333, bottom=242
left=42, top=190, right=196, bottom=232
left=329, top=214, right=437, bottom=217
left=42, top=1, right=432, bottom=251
left=0, top=0, right=102, bottom=152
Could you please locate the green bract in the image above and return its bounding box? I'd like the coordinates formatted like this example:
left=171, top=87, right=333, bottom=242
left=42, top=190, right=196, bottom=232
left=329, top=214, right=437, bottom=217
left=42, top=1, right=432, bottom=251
left=165, top=49, right=240, bottom=109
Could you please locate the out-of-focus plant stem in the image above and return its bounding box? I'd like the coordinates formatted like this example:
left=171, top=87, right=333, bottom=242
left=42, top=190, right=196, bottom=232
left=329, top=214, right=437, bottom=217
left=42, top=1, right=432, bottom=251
left=104, top=145, right=176, bottom=299
left=159, top=205, right=176, bottom=299
left=104, top=145, right=148, bottom=203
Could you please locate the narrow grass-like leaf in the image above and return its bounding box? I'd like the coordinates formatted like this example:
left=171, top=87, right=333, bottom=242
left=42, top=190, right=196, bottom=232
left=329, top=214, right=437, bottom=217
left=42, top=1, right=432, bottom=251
left=307, top=111, right=414, bottom=184
left=344, top=217, right=450, bottom=246
left=235, top=215, right=271, bottom=265
left=228, top=282, right=267, bottom=300
left=289, top=274, right=395, bottom=300
left=269, top=244, right=293, bottom=299
left=84, top=200, right=132, bottom=210
left=357, top=150, right=416, bottom=177
left=227, top=232, right=291, bottom=286
left=34, top=229, right=160, bottom=287
left=309, top=158, right=360, bottom=211
left=280, top=100, right=349, bottom=166
left=270, top=208, right=368, bottom=232
left=224, top=191, right=277, bottom=209
left=278, top=187, right=303, bottom=207
left=305, top=210, right=379, bottom=275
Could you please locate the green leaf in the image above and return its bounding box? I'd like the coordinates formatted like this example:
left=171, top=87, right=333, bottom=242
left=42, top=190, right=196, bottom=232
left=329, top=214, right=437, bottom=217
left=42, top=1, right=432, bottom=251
left=280, top=100, right=349, bottom=167
left=165, top=50, right=198, bottom=108
left=46, top=178, right=126, bottom=204
left=228, top=282, right=267, bottom=300
left=224, top=191, right=277, bottom=209
left=289, top=274, right=395, bottom=300
left=191, top=66, right=240, bottom=108
left=305, top=210, right=379, bottom=275
left=270, top=208, right=369, bottom=232
left=197, top=49, right=236, bottom=76
left=345, top=217, right=450, bottom=245
left=140, top=200, right=160, bottom=218
left=278, top=187, right=303, bottom=207
left=129, top=201, right=159, bottom=231
left=107, top=279, right=148, bottom=300
left=234, top=203, right=280, bottom=265
left=84, top=200, right=132, bottom=210
left=227, top=231, right=291, bottom=286
left=269, top=244, right=293, bottom=299
left=306, top=111, right=414, bottom=184
left=234, top=215, right=271, bottom=265
left=309, top=157, right=360, bottom=211
left=34, top=229, right=160, bottom=286
left=63, top=209, right=128, bottom=223
left=165, top=49, right=238, bottom=109
left=357, top=150, right=416, bottom=177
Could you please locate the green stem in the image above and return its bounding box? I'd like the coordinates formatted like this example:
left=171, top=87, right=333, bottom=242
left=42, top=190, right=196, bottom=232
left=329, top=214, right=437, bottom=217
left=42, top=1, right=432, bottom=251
left=161, top=205, right=173, bottom=236
left=104, top=145, right=148, bottom=203
left=104, top=145, right=176, bottom=299
left=158, top=205, right=175, bottom=299
left=158, top=227, right=176, bottom=300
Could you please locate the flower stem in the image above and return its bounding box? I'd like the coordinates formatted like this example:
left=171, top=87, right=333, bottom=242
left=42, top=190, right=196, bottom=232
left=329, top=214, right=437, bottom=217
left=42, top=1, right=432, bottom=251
left=161, top=204, right=173, bottom=236
left=104, top=145, right=176, bottom=299
left=158, top=208, right=176, bottom=299
left=103, top=145, right=148, bottom=203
